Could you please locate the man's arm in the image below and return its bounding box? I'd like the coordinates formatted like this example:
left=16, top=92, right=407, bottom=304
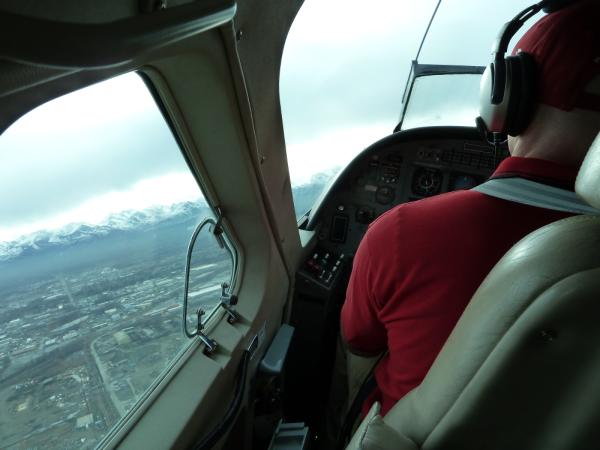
left=341, top=232, right=387, bottom=356
left=341, top=326, right=383, bottom=357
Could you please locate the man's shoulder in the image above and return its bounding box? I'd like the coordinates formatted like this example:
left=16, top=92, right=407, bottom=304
left=367, top=190, right=485, bottom=236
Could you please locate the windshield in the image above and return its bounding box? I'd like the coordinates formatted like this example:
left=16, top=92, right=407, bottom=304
left=280, top=0, right=543, bottom=220
left=401, top=70, right=483, bottom=130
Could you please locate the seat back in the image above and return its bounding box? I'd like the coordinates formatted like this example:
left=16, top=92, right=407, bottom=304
left=347, top=133, right=600, bottom=450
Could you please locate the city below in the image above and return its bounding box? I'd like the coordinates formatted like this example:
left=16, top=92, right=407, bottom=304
left=0, top=202, right=232, bottom=450
left=0, top=178, right=326, bottom=449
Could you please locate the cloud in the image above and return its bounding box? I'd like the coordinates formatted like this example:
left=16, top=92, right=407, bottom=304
left=280, top=0, right=439, bottom=143
left=0, top=74, right=195, bottom=230
left=286, top=122, right=392, bottom=186
left=0, top=173, right=202, bottom=242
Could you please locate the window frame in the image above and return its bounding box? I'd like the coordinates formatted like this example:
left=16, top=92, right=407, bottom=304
left=396, top=61, right=485, bottom=132
left=122, top=62, right=250, bottom=446
left=141, top=69, right=240, bottom=323
left=96, top=69, right=243, bottom=447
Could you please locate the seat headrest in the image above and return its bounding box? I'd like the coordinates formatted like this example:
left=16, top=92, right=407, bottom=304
left=576, top=132, right=600, bottom=209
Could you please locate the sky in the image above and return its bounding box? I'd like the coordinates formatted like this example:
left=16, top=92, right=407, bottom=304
left=0, top=0, right=540, bottom=242
left=280, top=0, right=540, bottom=184
left=0, top=74, right=201, bottom=241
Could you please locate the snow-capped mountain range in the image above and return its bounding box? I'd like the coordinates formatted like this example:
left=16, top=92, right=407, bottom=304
left=0, top=201, right=209, bottom=262
left=0, top=174, right=333, bottom=264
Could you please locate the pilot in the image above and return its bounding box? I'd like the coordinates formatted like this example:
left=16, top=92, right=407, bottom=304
left=341, top=0, right=600, bottom=420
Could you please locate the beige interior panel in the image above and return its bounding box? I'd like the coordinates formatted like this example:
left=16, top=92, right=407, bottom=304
left=425, top=268, right=600, bottom=450
left=234, top=0, right=303, bottom=275
left=576, top=133, right=600, bottom=210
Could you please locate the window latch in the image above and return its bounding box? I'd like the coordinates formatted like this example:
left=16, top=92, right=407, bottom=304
left=195, top=308, right=218, bottom=355
left=219, top=282, right=240, bottom=324
left=211, top=207, right=227, bottom=249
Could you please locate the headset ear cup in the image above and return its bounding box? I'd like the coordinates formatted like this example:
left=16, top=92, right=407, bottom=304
left=504, top=56, right=521, bottom=135
left=515, top=52, right=537, bottom=134
left=505, top=53, right=537, bottom=135
left=478, top=64, right=495, bottom=130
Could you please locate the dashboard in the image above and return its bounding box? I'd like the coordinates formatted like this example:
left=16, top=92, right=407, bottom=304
left=297, top=126, right=508, bottom=289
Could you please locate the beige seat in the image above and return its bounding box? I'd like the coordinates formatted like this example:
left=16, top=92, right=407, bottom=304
left=346, top=133, right=600, bottom=450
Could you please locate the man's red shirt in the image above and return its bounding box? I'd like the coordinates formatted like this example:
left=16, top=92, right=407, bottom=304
left=341, top=156, right=579, bottom=416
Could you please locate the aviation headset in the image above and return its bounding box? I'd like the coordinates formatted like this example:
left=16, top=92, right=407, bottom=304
left=477, top=0, right=583, bottom=138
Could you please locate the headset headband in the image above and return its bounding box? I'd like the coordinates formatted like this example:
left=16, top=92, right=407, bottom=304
left=490, top=0, right=560, bottom=104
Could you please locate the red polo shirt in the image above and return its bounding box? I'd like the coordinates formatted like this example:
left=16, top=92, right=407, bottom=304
left=341, top=156, right=579, bottom=416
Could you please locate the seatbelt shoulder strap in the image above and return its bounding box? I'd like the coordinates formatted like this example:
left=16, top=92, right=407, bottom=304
left=472, top=177, right=600, bottom=215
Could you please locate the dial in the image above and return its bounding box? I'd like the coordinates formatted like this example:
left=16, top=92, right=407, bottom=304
left=412, top=168, right=442, bottom=196
left=356, top=206, right=376, bottom=224
left=450, top=174, right=481, bottom=191
left=375, top=186, right=395, bottom=205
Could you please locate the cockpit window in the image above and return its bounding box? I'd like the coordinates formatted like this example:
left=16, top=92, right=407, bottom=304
left=281, top=0, right=541, bottom=221
left=281, top=0, right=440, bottom=219
left=0, top=73, right=234, bottom=448
left=401, top=73, right=482, bottom=130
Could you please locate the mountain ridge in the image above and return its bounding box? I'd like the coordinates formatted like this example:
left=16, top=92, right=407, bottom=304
left=0, top=175, right=332, bottom=263
left=0, top=201, right=209, bottom=263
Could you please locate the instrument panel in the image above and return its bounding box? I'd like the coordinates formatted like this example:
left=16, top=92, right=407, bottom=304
left=299, top=127, right=507, bottom=283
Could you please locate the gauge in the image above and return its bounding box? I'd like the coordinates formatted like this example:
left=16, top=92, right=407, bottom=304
left=412, top=168, right=442, bottom=196
left=417, top=147, right=442, bottom=162
left=375, top=186, right=395, bottom=205
left=450, top=174, right=481, bottom=191
left=330, top=214, right=349, bottom=243
left=356, top=206, right=376, bottom=224
left=380, top=164, right=400, bottom=184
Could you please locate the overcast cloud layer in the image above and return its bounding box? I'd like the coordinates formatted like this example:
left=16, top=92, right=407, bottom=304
left=0, top=74, right=198, bottom=239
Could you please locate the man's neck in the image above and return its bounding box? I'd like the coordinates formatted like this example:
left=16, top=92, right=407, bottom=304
left=508, top=105, right=596, bottom=167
